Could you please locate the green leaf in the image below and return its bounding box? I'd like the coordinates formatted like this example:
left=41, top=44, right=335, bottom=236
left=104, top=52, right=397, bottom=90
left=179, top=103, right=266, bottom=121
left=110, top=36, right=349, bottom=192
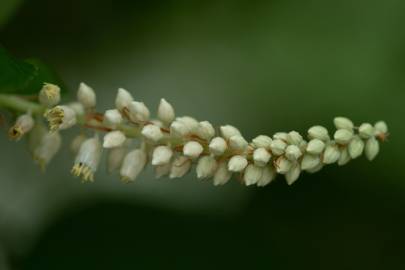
left=0, top=45, right=67, bottom=95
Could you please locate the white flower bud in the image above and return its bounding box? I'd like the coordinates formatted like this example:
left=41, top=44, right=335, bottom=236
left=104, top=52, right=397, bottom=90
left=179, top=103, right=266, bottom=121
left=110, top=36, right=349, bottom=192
left=252, top=135, right=272, bottom=148
left=285, top=145, right=302, bottom=161
left=220, top=125, right=241, bottom=140
left=170, top=120, right=189, bottom=137
left=209, top=137, right=227, bottom=156
left=196, top=156, right=217, bottom=179
left=170, top=156, right=191, bottom=178
left=287, top=131, right=303, bottom=145
left=285, top=163, right=301, bottom=185
left=334, top=117, right=354, bottom=130
left=177, top=116, right=199, bottom=132
left=157, top=98, right=175, bottom=124
left=275, top=156, right=292, bottom=174
left=141, top=124, right=163, bottom=142
left=229, top=135, right=248, bottom=151
left=374, top=121, right=388, bottom=135
left=334, top=129, right=353, bottom=145
left=308, top=125, right=330, bottom=141
left=196, top=121, right=215, bottom=140
left=128, top=101, right=150, bottom=122
left=155, top=163, right=171, bottom=178
left=183, top=141, right=204, bottom=159
left=306, top=139, right=325, bottom=155
left=213, top=162, right=232, bottom=186
left=67, top=102, right=85, bottom=117
left=33, top=131, right=62, bottom=170
left=338, top=147, right=351, bottom=166
left=70, top=134, right=87, bottom=154
left=152, top=145, right=173, bottom=165
left=301, top=154, right=321, bottom=170
left=270, top=139, right=287, bottom=156
left=38, top=83, right=61, bottom=107
left=120, top=149, right=147, bottom=183
left=323, top=143, right=340, bottom=164
left=71, top=136, right=102, bottom=182
left=253, top=148, right=271, bottom=166
left=77, top=82, right=96, bottom=108
left=348, top=135, right=364, bottom=159
left=115, top=88, right=133, bottom=111
left=273, top=132, right=288, bottom=141
left=8, top=113, right=34, bottom=141
left=228, top=155, right=248, bottom=172
left=103, top=130, right=126, bottom=148
left=104, top=109, right=123, bottom=128
left=365, top=137, right=379, bottom=161
left=358, top=123, right=374, bottom=139
left=45, top=105, right=77, bottom=131
left=244, top=164, right=263, bottom=186
left=257, top=166, right=276, bottom=187
left=107, top=145, right=127, bottom=173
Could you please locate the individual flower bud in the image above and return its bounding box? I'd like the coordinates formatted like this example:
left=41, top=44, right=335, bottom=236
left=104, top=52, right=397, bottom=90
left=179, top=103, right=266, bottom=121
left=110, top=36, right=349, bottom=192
left=348, top=135, right=364, bottom=159
left=71, top=136, right=102, bottom=182
left=306, top=139, right=325, bottom=155
left=252, top=135, right=272, bottom=148
left=196, top=121, right=215, bottom=140
left=229, top=135, right=248, bottom=151
left=128, top=101, right=150, bottom=122
left=308, top=125, right=330, bottom=141
left=67, top=102, right=85, bottom=117
left=301, top=154, right=321, bottom=170
left=196, top=156, right=217, bottom=179
left=70, top=134, right=87, bottom=154
left=141, top=124, right=163, bottom=142
left=38, top=83, right=61, bottom=107
left=275, top=156, right=292, bottom=174
left=334, top=117, right=354, bottom=130
left=285, top=145, right=302, bottom=161
left=334, top=129, right=353, bottom=145
left=45, top=105, right=77, bottom=131
left=306, top=163, right=323, bottom=173
left=170, top=156, right=191, bottom=178
left=8, top=113, right=34, bottom=141
left=209, top=137, right=227, bottom=156
left=358, top=123, right=374, bottom=139
left=183, top=141, right=204, bottom=159
left=270, top=139, right=287, bottom=156
left=220, top=125, right=241, bottom=140
left=120, top=149, right=147, bottom=183
left=155, top=163, right=171, bottom=178
left=257, top=166, right=276, bottom=187
left=152, top=145, right=173, bottom=165
left=104, top=109, right=123, bottom=128
left=244, top=164, right=263, bottom=186
left=228, top=155, right=248, bottom=172
left=157, top=98, right=175, bottom=125
left=170, top=120, right=189, bottom=137
left=374, top=121, right=388, bottom=135
left=28, top=123, right=47, bottom=155
left=273, top=132, right=288, bottom=141
left=107, top=145, right=127, bottom=173
left=323, top=143, right=340, bottom=164
left=253, top=148, right=271, bottom=166
left=213, top=162, right=232, bottom=186
left=77, top=82, right=96, bottom=109
left=365, top=137, right=379, bottom=161
left=115, top=88, right=133, bottom=111
left=177, top=116, right=199, bottom=133
left=103, top=130, right=126, bottom=148
left=285, top=163, right=301, bottom=185
left=338, top=147, right=351, bottom=166
left=287, top=131, right=303, bottom=145
left=33, top=131, right=62, bottom=170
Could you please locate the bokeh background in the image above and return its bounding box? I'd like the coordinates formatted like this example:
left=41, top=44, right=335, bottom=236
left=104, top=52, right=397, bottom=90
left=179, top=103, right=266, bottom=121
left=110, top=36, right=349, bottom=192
left=1, top=0, right=405, bottom=269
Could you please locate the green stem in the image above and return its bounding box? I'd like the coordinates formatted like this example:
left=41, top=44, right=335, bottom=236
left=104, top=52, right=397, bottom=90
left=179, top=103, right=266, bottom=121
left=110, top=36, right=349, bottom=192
left=0, top=94, right=45, bottom=114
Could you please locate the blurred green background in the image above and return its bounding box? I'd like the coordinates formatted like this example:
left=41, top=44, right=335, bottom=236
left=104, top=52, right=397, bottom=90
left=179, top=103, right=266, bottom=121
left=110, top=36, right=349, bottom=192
left=1, top=0, right=405, bottom=269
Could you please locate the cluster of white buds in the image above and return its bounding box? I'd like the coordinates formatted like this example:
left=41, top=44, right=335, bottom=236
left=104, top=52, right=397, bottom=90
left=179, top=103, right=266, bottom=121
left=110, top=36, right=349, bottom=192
left=4, top=82, right=388, bottom=187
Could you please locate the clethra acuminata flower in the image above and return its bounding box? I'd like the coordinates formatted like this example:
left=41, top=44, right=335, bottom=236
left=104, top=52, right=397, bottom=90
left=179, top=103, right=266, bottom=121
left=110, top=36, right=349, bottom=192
left=71, top=136, right=102, bottom=182
left=44, top=105, right=77, bottom=131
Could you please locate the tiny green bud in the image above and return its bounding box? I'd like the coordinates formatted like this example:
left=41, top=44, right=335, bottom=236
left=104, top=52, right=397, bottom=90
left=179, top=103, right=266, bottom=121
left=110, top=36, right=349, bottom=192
left=323, top=144, right=340, bottom=164
left=252, top=135, right=272, bottom=148
left=338, top=147, right=351, bottom=166
left=287, top=131, right=303, bottom=145
left=253, top=148, right=271, bottom=167
left=306, top=139, right=325, bottom=155
left=275, top=156, right=292, bottom=174
left=308, top=125, right=330, bottom=141
left=285, top=145, right=302, bottom=161
left=334, top=117, right=354, bottom=130
left=301, top=154, right=321, bottom=170
left=257, top=166, right=276, bottom=187
left=334, top=129, right=353, bottom=145
left=374, top=121, right=388, bottom=135
left=273, top=132, right=288, bottom=141
left=365, top=137, right=379, bottom=161
left=244, top=164, right=263, bottom=186
left=270, top=139, right=287, bottom=156
left=348, top=135, right=364, bottom=159
left=358, top=123, right=374, bottom=139
left=285, top=163, right=301, bottom=185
